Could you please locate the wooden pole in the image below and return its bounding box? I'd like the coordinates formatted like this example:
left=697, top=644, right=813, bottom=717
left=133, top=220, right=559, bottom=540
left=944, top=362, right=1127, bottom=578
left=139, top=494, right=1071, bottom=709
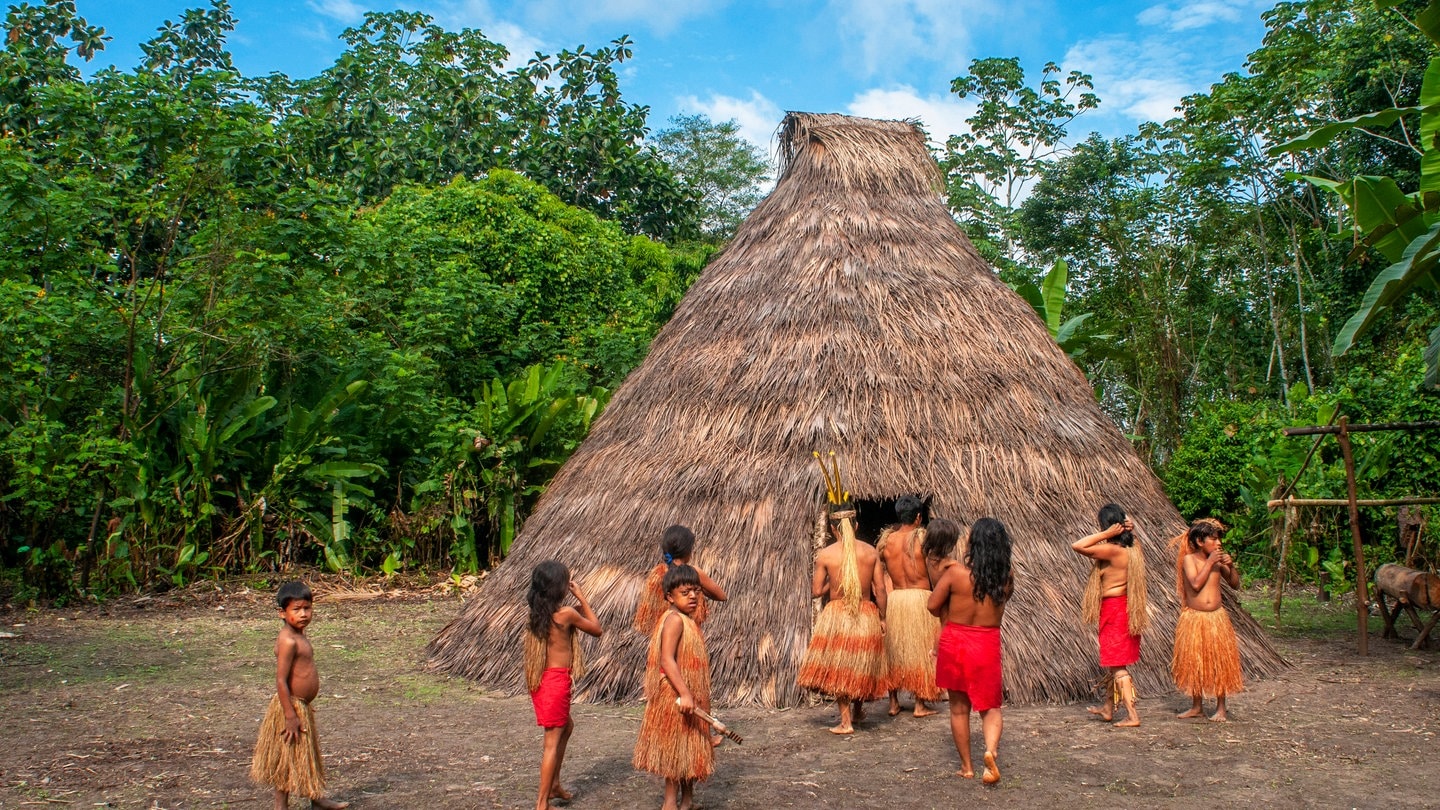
left=1336, top=417, right=1369, bottom=656
left=1282, top=420, right=1440, bottom=436
left=1266, top=496, right=1440, bottom=509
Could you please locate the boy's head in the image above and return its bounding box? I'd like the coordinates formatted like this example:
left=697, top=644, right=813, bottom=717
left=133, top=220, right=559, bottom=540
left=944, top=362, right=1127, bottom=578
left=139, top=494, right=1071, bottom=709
left=276, top=581, right=313, bottom=632
left=1186, top=517, right=1226, bottom=552
left=1098, top=503, right=1134, bottom=547
left=661, top=564, right=702, bottom=614
left=660, top=524, right=696, bottom=563
left=277, top=580, right=313, bottom=609
left=895, top=495, right=923, bottom=526
left=923, top=517, right=960, bottom=559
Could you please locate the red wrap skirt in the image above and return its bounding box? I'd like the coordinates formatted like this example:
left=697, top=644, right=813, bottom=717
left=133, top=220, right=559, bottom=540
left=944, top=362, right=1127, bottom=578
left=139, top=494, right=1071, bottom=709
left=935, top=622, right=1003, bottom=712
left=530, top=667, right=572, bottom=728
left=1098, top=595, right=1141, bottom=668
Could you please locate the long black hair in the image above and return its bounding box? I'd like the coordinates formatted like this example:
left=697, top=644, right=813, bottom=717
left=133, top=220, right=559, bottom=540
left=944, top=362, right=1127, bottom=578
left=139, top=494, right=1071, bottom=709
left=1098, top=503, right=1134, bottom=547
left=923, top=517, right=960, bottom=561
left=966, top=517, right=1012, bottom=605
left=527, top=559, right=569, bottom=639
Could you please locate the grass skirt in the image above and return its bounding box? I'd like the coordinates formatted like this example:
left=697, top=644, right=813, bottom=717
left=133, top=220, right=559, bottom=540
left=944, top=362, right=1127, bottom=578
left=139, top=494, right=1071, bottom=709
left=797, top=600, right=889, bottom=700
left=250, top=694, right=325, bottom=798
left=882, top=589, right=940, bottom=699
left=633, top=611, right=714, bottom=782
left=1171, top=607, right=1245, bottom=698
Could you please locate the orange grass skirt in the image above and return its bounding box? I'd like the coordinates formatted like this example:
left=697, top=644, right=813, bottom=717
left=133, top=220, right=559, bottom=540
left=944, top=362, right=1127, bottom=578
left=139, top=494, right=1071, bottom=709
left=1171, top=607, right=1245, bottom=698
left=633, top=612, right=714, bottom=782
left=797, top=600, right=889, bottom=700
left=882, top=589, right=940, bottom=700
left=250, top=695, right=325, bottom=799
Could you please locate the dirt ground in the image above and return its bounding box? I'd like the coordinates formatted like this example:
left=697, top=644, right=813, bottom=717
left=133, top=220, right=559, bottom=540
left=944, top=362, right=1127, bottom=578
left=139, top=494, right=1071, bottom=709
left=1, top=584, right=1437, bottom=809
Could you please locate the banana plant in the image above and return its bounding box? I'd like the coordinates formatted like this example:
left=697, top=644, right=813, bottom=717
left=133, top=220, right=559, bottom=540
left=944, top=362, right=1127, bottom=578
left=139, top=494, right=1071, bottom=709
left=1010, top=258, right=1106, bottom=359
left=1270, top=0, right=1440, bottom=386
left=461, top=361, right=608, bottom=562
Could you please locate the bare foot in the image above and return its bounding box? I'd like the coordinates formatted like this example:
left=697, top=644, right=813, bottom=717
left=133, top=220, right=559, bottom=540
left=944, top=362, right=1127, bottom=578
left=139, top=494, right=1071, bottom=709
left=982, top=751, right=1001, bottom=785
left=1114, top=716, right=1140, bottom=728
left=1177, top=708, right=1205, bottom=719
left=827, top=723, right=855, bottom=735
left=913, top=703, right=937, bottom=718
left=956, top=768, right=975, bottom=779
left=549, top=784, right=574, bottom=801
left=313, top=800, right=351, bottom=810
left=1209, top=711, right=1229, bottom=722
left=1086, top=705, right=1113, bottom=721
left=888, top=696, right=902, bottom=716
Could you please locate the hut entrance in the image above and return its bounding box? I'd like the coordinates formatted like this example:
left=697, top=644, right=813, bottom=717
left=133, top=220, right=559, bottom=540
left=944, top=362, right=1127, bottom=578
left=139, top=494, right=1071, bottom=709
left=851, top=495, right=932, bottom=544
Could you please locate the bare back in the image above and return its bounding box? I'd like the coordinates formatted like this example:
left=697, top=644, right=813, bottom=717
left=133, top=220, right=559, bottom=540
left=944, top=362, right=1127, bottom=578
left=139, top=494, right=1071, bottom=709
left=881, top=525, right=930, bottom=590
left=928, top=562, right=1009, bottom=628
left=1095, top=548, right=1129, bottom=598
left=813, top=539, right=882, bottom=603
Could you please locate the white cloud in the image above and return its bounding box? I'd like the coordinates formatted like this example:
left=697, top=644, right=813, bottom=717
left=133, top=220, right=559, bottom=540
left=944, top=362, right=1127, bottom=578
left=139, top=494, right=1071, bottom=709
left=845, top=86, right=976, bottom=148
left=1065, top=36, right=1197, bottom=124
left=674, top=90, right=784, bottom=155
left=307, top=0, right=370, bottom=25
left=827, top=0, right=999, bottom=77
left=1137, top=0, right=1259, bottom=32
left=521, top=0, right=728, bottom=36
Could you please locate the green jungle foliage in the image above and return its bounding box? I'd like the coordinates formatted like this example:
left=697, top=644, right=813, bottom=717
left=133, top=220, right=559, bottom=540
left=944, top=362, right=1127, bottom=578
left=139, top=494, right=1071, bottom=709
left=3, top=0, right=1438, bottom=601
left=0, top=1, right=705, bottom=599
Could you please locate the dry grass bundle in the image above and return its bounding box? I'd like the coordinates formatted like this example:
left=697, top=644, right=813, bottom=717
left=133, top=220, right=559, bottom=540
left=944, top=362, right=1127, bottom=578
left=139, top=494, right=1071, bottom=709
left=426, top=112, right=1286, bottom=706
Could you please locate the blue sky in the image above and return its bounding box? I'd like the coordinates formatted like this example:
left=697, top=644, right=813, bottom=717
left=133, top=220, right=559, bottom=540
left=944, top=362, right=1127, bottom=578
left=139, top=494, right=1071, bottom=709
left=82, top=0, right=1274, bottom=153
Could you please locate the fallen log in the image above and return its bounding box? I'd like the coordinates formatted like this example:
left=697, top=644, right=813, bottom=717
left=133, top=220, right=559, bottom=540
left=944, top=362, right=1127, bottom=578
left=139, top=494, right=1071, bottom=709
left=1374, top=563, right=1440, bottom=649
left=1375, top=563, right=1440, bottom=610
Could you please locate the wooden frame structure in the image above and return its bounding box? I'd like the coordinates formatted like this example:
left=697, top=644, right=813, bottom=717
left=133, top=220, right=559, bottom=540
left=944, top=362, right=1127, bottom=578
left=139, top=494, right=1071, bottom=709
left=1267, top=418, right=1440, bottom=654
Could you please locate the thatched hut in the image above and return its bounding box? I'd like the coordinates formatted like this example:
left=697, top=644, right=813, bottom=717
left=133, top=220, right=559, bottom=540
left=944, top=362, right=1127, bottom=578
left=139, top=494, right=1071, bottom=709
left=427, top=112, right=1286, bottom=706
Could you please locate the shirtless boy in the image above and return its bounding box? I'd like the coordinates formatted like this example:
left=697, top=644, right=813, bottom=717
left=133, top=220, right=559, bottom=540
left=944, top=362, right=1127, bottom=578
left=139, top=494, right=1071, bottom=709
left=1173, top=518, right=1244, bottom=721
left=797, top=502, right=889, bottom=734
left=878, top=495, right=940, bottom=717
left=928, top=518, right=1013, bottom=785
left=1071, top=504, right=1149, bottom=727
left=250, top=581, right=349, bottom=810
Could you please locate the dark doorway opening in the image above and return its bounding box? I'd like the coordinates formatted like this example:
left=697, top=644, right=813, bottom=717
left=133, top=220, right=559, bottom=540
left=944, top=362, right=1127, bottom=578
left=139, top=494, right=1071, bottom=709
left=851, top=494, right=932, bottom=544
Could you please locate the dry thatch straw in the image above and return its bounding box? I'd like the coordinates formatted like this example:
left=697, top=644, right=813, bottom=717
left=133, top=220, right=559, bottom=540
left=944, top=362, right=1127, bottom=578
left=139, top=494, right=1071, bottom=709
left=427, top=112, right=1287, bottom=707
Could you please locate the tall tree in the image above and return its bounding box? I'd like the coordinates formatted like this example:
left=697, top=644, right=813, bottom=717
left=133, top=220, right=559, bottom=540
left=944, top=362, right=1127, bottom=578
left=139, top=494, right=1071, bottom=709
left=653, top=114, right=770, bottom=241
left=941, top=57, right=1098, bottom=270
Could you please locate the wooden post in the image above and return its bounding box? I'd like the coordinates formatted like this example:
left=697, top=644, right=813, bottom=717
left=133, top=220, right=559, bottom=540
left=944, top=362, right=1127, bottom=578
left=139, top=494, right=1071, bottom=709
left=1336, top=417, right=1369, bottom=656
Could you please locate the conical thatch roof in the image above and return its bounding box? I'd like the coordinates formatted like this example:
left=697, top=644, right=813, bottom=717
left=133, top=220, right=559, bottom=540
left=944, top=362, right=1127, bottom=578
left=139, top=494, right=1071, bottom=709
left=427, top=112, right=1286, bottom=707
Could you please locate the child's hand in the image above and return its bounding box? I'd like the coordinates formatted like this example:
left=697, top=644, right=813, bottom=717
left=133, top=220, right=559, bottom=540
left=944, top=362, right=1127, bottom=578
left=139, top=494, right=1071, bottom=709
left=676, top=694, right=696, bottom=714
left=1217, top=552, right=1234, bottom=568
left=1122, top=518, right=1134, bottom=533
left=283, top=715, right=304, bottom=743
left=568, top=580, right=586, bottom=600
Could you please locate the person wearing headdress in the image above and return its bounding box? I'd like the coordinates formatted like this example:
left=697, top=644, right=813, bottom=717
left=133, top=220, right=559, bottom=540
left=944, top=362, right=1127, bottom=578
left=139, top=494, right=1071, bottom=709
left=877, top=495, right=940, bottom=717
left=797, top=453, right=889, bottom=735
left=1172, top=517, right=1244, bottom=722
left=1071, top=503, right=1149, bottom=727
left=634, top=524, right=728, bottom=635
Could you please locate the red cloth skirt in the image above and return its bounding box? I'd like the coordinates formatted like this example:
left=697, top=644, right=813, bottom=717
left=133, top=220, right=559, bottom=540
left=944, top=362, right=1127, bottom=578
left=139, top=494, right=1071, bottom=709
left=1098, top=595, right=1141, bottom=667
left=530, top=667, right=571, bottom=728
left=935, top=622, right=1003, bottom=712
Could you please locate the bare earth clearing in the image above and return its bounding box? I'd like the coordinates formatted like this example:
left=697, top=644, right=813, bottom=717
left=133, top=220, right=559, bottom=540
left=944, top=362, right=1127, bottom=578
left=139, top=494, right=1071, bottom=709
left=1, top=585, right=1436, bottom=809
